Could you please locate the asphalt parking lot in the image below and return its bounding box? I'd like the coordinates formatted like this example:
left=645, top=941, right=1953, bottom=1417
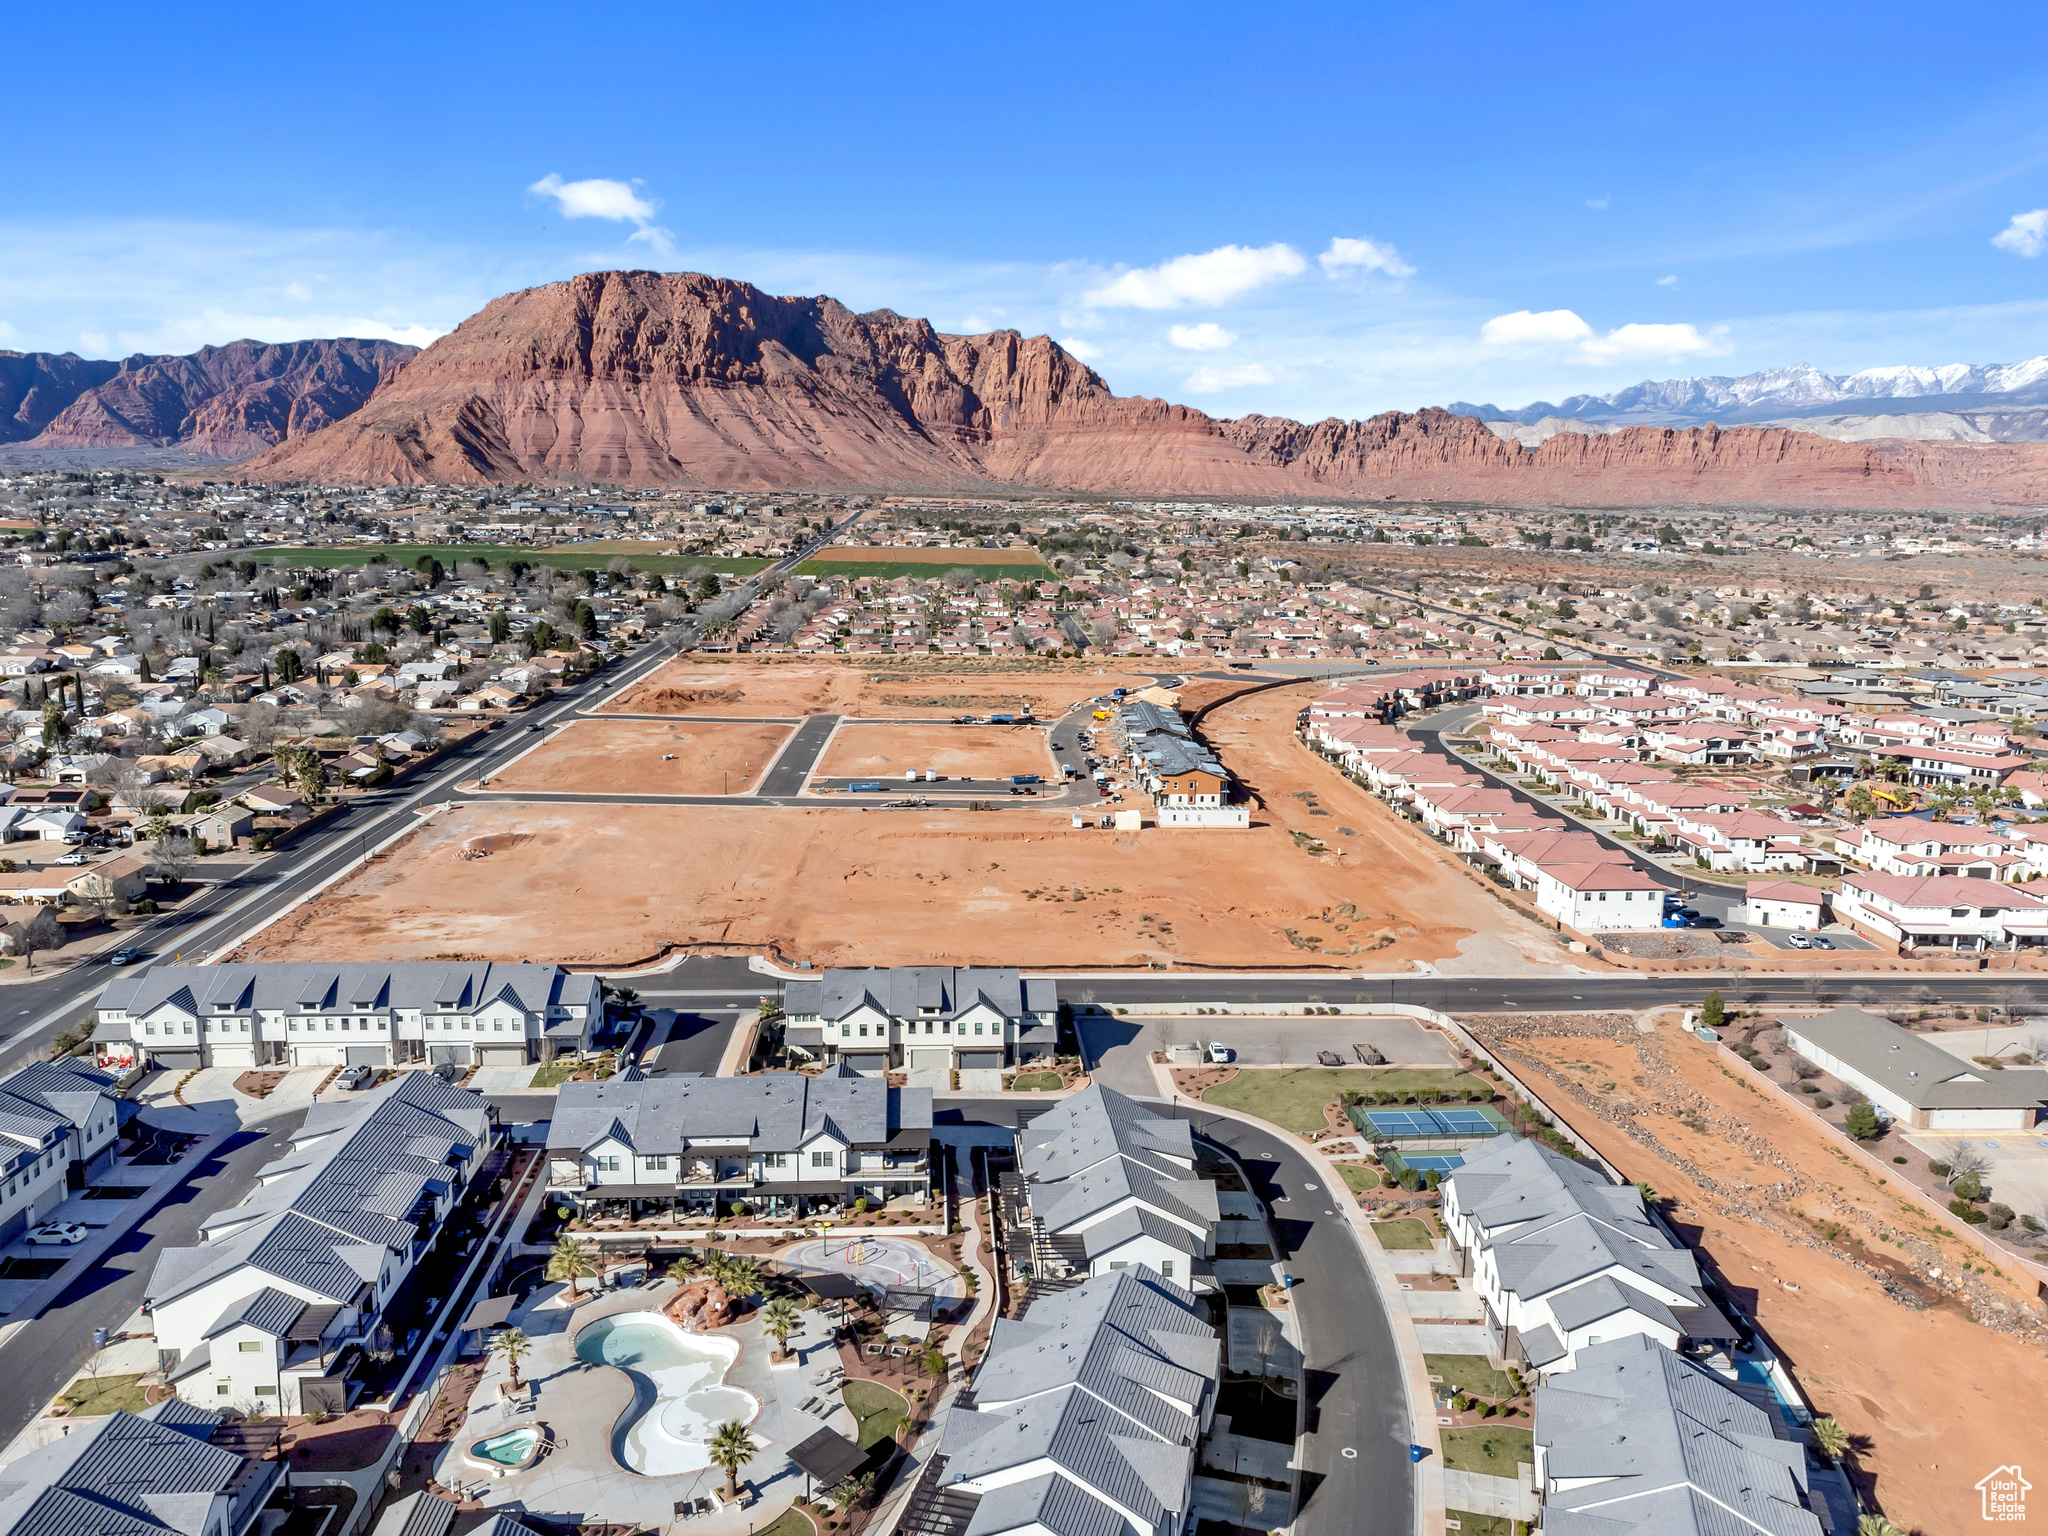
left=1078, top=1012, right=1459, bottom=1090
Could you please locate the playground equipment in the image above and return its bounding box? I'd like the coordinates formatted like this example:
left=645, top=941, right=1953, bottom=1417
left=1866, top=784, right=1923, bottom=812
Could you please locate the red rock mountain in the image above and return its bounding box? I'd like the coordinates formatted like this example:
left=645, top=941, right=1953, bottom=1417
left=246, top=271, right=2048, bottom=507
left=0, top=352, right=122, bottom=442
left=27, top=338, right=415, bottom=457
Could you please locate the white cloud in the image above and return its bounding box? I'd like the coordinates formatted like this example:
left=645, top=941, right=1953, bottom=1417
left=1656, top=274, right=1679, bottom=287
left=528, top=173, right=658, bottom=223
left=0, top=317, right=15, bottom=342
left=1083, top=243, right=1306, bottom=309
left=1184, top=363, right=1278, bottom=392
left=1481, top=309, right=1596, bottom=347
left=1993, top=209, right=2048, bottom=258
left=1481, top=308, right=1726, bottom=364
left=1586, top=195, right=1610, bottom=210
left=1058, top=337, right=1103, bottom=361
left=1168, top=322, right=1236, bottom=351
left=1319, top=237, right=1414, bottom=279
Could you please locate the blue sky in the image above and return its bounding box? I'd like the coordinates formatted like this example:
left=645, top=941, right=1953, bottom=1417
left=8, top=1, right=2048, bottom=421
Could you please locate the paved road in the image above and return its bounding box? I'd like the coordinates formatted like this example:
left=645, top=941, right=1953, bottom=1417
left=0, top=1110, right=305, bottom=1450
left=757, top=714, right=841, bottom=796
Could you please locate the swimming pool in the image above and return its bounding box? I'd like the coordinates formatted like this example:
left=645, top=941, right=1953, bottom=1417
left=575, top=1310, right=758, bottom=1476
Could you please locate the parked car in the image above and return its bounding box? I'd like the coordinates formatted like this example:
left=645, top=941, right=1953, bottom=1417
left=108, top=946, right=142, bottom=966
left=54, top=851, right=90, bottom=866
left=1810, top=935, right=1835, bottom=950
left=432, top=1062, right=465, bottom=1084
left=26, top=1222, right=89, bottom=1245
left=1207, top=1041, right=1231, bottom=1063
left=1785, top=932, right=1813, bottom=949
left=335, top=1064, right=373, bottom=1090
left=1316, top=1049, right=1345, bottom=1066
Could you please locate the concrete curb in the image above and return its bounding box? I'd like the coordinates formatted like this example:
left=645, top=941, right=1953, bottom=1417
left=1144, top=1060, right=1444, bottom=1536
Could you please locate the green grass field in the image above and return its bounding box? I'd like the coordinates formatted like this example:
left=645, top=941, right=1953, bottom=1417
left=752, top=1511, right=819, bottom=1536
left=1010, top=1072, right=1063, bottom=1091
left=1370, top=1218, right=1434, bottom=1250
left=1445, top=1513, right=1515, bottom=1536
left=1427, top=1354, right=1518, bottom=1401
left=61, top=1373, right=148, bottom=1417
left=841, top=1379, right=909, bottom=1450
left=795, top=558, right=1048, bottom=582
left=253, top=544, right=773, bottom=577
left=1441, top=1426, right=1533, bottom=1477
left=1201, top=1068, right=1488, bottom=1134
left=1336, top=1164, right=1383, bottom=1194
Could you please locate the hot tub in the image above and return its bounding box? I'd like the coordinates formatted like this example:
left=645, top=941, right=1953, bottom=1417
left=465, top=1423, right=545, bottom=1473
left=576, top=1310, right=759, bottom=1476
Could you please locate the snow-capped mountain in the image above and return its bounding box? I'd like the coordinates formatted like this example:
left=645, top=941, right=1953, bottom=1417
left=1448, top=355, right=2048, bottom=428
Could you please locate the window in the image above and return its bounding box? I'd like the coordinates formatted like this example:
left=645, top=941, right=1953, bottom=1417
left=767, top=1153, right=789, bottom=1169
left=217, top=1383, right=232, bottom=1396
left=1160, top=1261, right=1174, bottom=1278
left=239, top=1340, right=262, bottom=1353
left=811, top=1150, right=834, bottom=1168
left=255, top=1384, right=277, bottom=1397
left=1108, top=1261, right=1128, bottom=1270
left=645, top=1155, right=668, bottom=1170
left=858, top=1021, right=868, bottom=1037
left=594, top=1155, right=621, bottom=1172
left=974, top=1020, right=984, bottom=1036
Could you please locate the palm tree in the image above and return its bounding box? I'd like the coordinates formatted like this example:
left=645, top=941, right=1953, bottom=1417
left=707, top=1419, right=756, bottom=1499
left=762, top=1297, right=802, bottom=1362
left=1857, top=1517, right=1905, bottom=1536
left=489, top=1327, right=531, bottom=1390
left=718, top=1253, right=762, bottom=1301
left=667, top=1252, right=702, bottom=1285
left=547, top=1235, right=598, bottom=1298
left=1808, top=1416, right=1849, bottom=1464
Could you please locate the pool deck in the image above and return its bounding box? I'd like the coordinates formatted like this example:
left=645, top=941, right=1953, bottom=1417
left=438, top=1277, right=857, bottom=1533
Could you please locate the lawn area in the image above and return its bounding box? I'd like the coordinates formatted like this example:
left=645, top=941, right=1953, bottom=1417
left=1202, top=1068, right=1487, bottom=1134
left=796, top=558, right=1048, bottom=582
left=752, top=1512, right=819, bottom=1536
left=259, top=544, right=772, bottom=577
left=61, top=1373, right=147, bottom=1417
left=1370, top=1218, right=1434, bottom=1250
left=1010, top=1072, right=1063, bottom=1091
left=1336, top=1163, right=1383, bottom=1194
left=1427, top=1354, right=1518, bottom=1401
left=842, top=1379, right=909, bottom=1450
left=1445, top=1513, right=1515, bottom=1536
left=529, top=1061, right=577, bottom=1087
left=1441, top=1425, right=1534, bottom=1477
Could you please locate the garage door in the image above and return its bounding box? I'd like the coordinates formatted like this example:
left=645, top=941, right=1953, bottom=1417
left=477, top=1043, right=528, bottom=1065
left=150, top=1049, right=203, bottom=1072
left=959, top=1050, right=1003, bottom=1071
left=429, top=1044, right=469, bottom=1066
left=345, top=1045, right=388, bottom=1067
left=841, top=1051, right=891, bottom=1077
left=906, top=1048, right=952, bottom=1071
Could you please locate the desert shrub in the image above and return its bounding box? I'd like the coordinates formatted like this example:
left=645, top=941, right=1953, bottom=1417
left=1796, top=1081, right=1820, bottom=1094
left=1928, top=1160, right=1952, bottom=1178
left=1749, top=1056, right=1772, bottom=1072
left=1811, top=1095, right=1832, bottom=1108
left=1950, top=1200, right=1989, bottom=1224
left=1986, top=1202, right=2015, bottom=1231
left=1953, top=1171, right=1984, bottom=1202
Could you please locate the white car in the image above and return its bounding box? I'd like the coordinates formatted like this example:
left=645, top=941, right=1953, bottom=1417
left=26, top=1222, right=89, bottom=1245
left=1207, top=1041, right=1231, bottom=1064
left=53, top=852, right=90, bottom=867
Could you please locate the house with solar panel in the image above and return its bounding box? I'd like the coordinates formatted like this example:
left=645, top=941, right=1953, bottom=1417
left=0, top=1057, right=123, bottom=1244
left=0, top=1398, right=285, bottom=1536
left=545, top=1067, right=934, bottom=1220
left=1441, top=1137, right=1737, bottom=1378
left=144, top=1071, right=496, bottom=1414
left=902, top=1268, right=1223, bottom=1536
left=997, top=1085, right=1219, bottom=1287
left=96, top=961, right=602, bottom=1073
left=781, top=966, right=1057, bottom=1074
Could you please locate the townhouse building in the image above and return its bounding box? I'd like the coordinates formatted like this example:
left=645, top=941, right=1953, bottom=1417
left=999, top=1085, right=1219, bottom=1286
left=1533, top=1335, right=1824, bottom=1536
left=782, top=966, right=1058, bottom=1073
left=922, top=1267, right=1220, bottom=1536
left=97, top=962, right=602, bottom=1072
left=1831, top=872, right=2048, bottom=950
left=546, top=1065, right=934, bottom=1220
left=0, top=1057, right=124, bottom=1243
left=0, top=1399, right=286, bottom=1536
left=1854, top=817, right=2025, bottom=880
left=1531, top=861, right=1671, bottom=932
left=146, top=1072, right=496, bottom=1414
left=1441, top=1138, right=1734, bottom=1376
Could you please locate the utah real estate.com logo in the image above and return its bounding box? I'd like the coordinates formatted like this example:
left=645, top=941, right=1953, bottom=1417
left=1978, top=1464, right=2030, bottom=1523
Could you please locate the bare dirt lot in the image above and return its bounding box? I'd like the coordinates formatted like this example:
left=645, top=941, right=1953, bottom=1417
left=236, top=794, right=1533, bottom=971
left=604, top=659, right=1155, bottom=719
left=1471, top=1015, right=2048, bottom=1534
left=489, top=720, right=793, bottom=796
left=814, top=723, right=1055, bottom=783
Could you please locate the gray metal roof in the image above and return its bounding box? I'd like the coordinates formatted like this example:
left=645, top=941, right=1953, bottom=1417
left=547, top=1072, right=931, bottom=1155
left=1017, top=1085, right=1194, bottom=1185
left=1536, top=1335, right=1820, bottom=1536
left=0, top=1403, right=243, bottom=1536
left=99, top=960, right=600, bottom=1020
left=960, top=1471, right=1130, bottom=1536
left=783, top=967, right=1051, bottom=1025
left=1547, top=1275, right=1683, bottom=1337
left=202, top=1286, right=307, bottom=1341
left=1785, top=1006, right=2048, bottom=1110
left=1027, top=1156, right=1219, bottom=1240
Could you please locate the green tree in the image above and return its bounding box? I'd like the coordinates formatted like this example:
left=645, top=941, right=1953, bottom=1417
left=39, top=695, right=67, bottom=748
left=761, top=1296, right=802, bottom=1361
left=1952, top=1170, right=1984, bottom=1202
left=1844, top=1102, right=1880, bottom=1140
left=1845, top=785, right=1876, bottom=821
left=372, top=606, right=401, bottom=635
left=137, top=654, right=153, bottom=684
left=294, top=751, right=329, bottom=803
left=488, top=611, right=510, bottom=644
left=1808, top=1416, right=1849, bottom=1464
left=490, top=1327, right=532, bottom=1390
left=407, top=604, right=432, bottom=635
left=696, top=572, right=723, bottom=600
left=547, top=1234, right=599, bottom=1298
left=667, top=1252, right=703, bottom=1285
left=528, top=619, right=559, bottom=655
left=1700, top=991, right=1725, bottom=1030
left=707, top=1419, right=756, bottom=1499
left=274, top=646, right=305, bottom=685
left=1857, top=1517, right=1906, bottom=1536
left=711, top=1252, right=762, bottom=1300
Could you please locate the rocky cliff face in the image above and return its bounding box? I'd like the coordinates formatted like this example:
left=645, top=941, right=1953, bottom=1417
left=0, top=352, right=121, bottom=442
left=29, top=338, right=415, bottom=457
left=246, top=270, right=2048, bottom=507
